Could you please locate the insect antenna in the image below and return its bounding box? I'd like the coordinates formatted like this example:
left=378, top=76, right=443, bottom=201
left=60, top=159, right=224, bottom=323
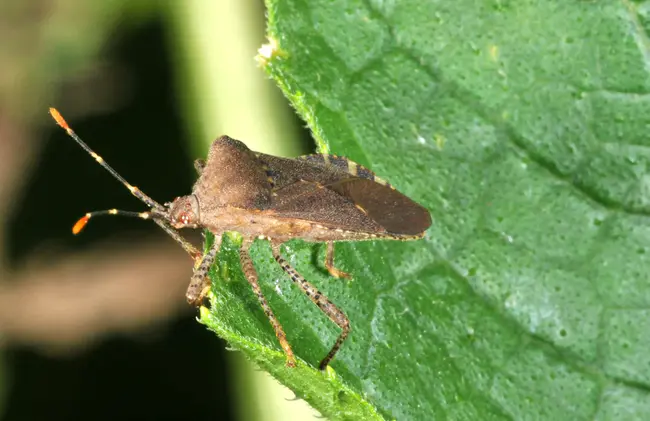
left=72, top=209, right=153, bottom=234
left=48, top=108, right=165, bottom=213
left=49, top=108, right=201, bottom=259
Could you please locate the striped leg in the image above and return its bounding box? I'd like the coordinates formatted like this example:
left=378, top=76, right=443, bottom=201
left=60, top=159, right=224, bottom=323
left=154, top=219, right=201, bottom=260
left=272, top=242, right=350, bottom=370
left=240, top=240, right=296, bottom=367
left=325, top=241, right=351, bottom=279
left=185, top=235, right=222, bottom=306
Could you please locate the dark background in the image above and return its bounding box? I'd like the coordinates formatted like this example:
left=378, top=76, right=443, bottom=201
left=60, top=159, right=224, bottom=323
left=0, top=3, right=312, bottom=420
left=5, top=19, right=233, bottom=421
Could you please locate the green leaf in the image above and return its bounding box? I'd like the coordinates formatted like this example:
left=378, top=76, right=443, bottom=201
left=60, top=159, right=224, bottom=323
left=201, top=1, right=650, bottom=420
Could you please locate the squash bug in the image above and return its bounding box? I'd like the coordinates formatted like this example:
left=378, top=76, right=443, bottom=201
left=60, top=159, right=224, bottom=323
left=49, top=108, right=431, bottom=369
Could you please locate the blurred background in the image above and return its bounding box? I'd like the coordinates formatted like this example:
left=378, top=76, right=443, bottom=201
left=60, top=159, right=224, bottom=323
left=0, top=1, right=320, bottom=420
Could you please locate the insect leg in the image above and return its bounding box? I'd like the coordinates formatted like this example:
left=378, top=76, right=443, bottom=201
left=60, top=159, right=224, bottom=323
left=272, top=242, right=350, bottom=370
left=154, top=219, right=201, bottom=260
left=185, top=235, right=222, bottom=306
left=240, top=240, right=296, bottom=367
left=325, top=241, right=351, bottom=279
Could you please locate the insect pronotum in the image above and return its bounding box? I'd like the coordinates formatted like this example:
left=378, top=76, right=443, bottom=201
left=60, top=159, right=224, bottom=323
left=49, top=108, right=432, bottom=370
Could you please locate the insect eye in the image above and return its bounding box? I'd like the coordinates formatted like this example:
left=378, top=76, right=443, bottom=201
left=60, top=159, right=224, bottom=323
left=179, top=212, right=191, bottom=224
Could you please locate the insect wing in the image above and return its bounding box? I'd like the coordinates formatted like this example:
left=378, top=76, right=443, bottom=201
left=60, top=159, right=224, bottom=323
left=328, top=177, right=431, bottom=235
left=258, top=152, right=431, bottom=236
left=270, top=180, right=385, bottom=233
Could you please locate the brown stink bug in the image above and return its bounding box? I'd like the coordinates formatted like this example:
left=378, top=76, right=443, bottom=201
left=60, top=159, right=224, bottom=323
left=49, top=107, right=431, bottom=370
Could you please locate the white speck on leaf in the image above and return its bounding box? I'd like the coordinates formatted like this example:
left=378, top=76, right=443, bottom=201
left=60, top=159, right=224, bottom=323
left=274, top=278, right=283, bottom=296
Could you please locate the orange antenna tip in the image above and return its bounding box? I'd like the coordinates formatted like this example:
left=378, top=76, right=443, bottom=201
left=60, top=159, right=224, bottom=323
left=49, top=108, right=70, bottom=131
left=72, top=215, right=90, bottom=235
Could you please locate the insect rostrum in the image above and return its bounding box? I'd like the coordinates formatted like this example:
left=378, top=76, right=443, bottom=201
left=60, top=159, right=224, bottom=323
left=50, top=108, right=431, bottom=370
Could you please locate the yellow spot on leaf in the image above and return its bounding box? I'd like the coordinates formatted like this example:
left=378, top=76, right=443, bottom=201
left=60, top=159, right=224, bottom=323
left=323, top=364, right=337, bottom=379
left=489, top=44, right=499, bottom=61
left=434, top=134, right=446, bottom=150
